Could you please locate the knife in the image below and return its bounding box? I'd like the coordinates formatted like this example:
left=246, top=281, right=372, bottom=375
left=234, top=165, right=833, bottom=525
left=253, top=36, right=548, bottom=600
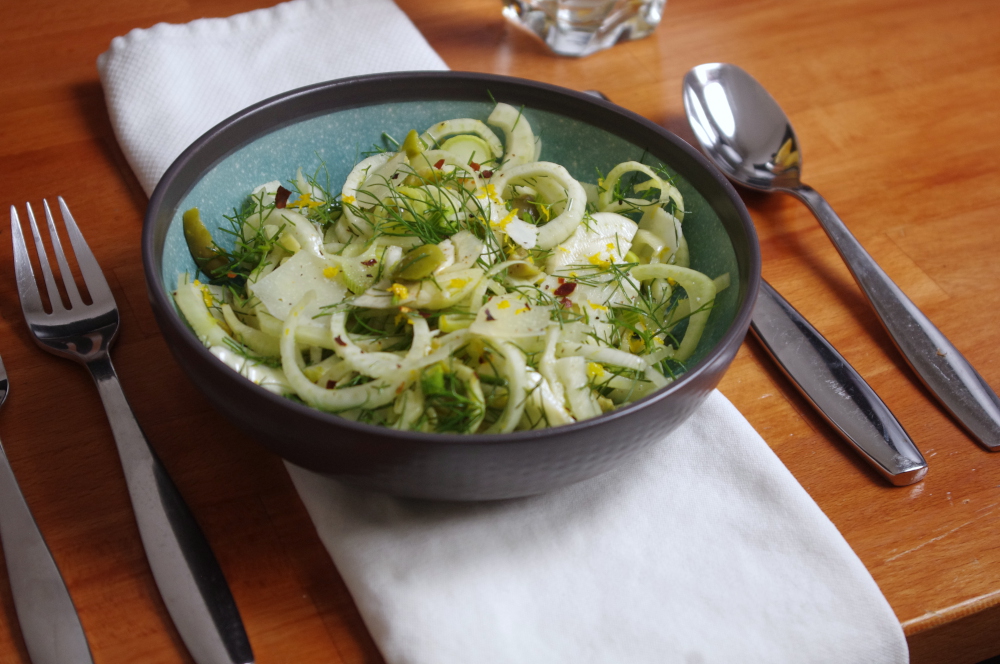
left=583, top=89, right=928, bottom=485
left=0, top=355, right=95, bottom=664
left=752, top=281, right=927, bottom=484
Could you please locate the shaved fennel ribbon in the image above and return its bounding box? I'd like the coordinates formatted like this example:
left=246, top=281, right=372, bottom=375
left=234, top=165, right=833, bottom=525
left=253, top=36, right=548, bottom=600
left=173, top=101, right=728, bottom=433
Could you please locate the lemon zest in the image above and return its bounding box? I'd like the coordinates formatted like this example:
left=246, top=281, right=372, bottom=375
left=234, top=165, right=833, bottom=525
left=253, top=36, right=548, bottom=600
left=588, top=253, right=610, bottom=267
left=492, top=210, right=516, bottom=230
left=290, top=193, right=324, bottom=209
left=199, top=285, right=215, bottom=309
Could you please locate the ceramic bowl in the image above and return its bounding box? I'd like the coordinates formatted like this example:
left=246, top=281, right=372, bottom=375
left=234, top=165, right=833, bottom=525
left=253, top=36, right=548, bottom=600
left=143, top=71, right=760, bottom=500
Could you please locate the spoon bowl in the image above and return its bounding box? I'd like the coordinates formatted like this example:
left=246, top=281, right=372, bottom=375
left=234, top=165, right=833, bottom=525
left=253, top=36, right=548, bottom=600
left=683, top=64, right=802, bottom=191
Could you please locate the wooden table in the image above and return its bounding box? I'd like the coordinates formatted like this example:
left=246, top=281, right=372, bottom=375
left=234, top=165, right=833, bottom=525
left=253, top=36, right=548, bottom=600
left=1, top=0, right=999, bottom=661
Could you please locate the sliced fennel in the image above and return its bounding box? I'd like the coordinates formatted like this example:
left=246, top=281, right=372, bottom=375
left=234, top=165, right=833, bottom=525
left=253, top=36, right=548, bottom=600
left=173, top=101, right=728, bottom=434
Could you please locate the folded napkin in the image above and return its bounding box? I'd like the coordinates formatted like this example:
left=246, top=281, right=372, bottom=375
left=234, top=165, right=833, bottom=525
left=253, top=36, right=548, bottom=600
left=98, top=2, right=909, bottom=662
left=98, top=0, right=447, bottom=195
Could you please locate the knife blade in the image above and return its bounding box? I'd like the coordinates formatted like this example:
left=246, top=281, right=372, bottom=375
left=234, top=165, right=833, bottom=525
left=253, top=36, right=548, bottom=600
left=752, top=281, right=927, bottom=485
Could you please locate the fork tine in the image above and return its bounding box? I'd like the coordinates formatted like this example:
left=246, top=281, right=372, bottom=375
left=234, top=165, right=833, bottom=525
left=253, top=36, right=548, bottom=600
left=43, top=199, right=84, bottom=307
left=25, top=202, right=66, bottom=313
left=10, top=205, right=46, bottom=316
left=56, top=197, right=114, bottom=305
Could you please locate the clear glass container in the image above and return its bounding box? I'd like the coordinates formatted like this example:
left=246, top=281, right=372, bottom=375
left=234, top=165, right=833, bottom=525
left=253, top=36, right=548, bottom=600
left=502, top=0, right=667, bottom=58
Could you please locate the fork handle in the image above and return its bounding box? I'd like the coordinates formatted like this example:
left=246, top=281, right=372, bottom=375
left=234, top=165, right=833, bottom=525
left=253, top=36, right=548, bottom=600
left=0, top=442, right=94, bottom=664
left=85, top=355, right=253, bottom=664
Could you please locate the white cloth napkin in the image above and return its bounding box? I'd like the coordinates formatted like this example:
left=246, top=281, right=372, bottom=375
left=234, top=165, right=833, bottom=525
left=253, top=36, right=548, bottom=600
left=98, top=0, right=447, bottom=195
left=98, top=2, right=909, bottom=662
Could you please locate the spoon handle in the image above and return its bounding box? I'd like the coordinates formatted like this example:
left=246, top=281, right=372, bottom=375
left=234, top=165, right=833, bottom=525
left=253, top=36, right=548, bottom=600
left=790, top=183, right=1000, bottom=449
left=752, top=281, right=927, bottom=484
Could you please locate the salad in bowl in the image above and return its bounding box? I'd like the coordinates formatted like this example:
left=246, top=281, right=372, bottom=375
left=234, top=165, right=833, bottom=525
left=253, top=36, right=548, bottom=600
left=174, top=101, right=726, bottom=435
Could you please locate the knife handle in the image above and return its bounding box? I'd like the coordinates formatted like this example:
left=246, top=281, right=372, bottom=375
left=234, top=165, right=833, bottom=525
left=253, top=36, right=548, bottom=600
left=751, top=280, right=928, bottom=485
left=0, top=440, right=95, bottom=664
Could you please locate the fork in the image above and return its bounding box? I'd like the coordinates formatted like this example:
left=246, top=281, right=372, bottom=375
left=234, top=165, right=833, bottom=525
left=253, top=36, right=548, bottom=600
left=10, top=198, right=253, bottom=664
left=0, top=352, right=94, bottom=664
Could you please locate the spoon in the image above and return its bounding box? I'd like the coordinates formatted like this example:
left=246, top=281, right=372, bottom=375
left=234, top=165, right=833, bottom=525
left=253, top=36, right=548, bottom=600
left=682, top=62, right=1000, bottom=451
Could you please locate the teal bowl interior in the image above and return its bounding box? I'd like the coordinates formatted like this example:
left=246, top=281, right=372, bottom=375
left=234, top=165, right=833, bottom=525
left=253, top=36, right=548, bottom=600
left=162, top=100, right=742, bottom=367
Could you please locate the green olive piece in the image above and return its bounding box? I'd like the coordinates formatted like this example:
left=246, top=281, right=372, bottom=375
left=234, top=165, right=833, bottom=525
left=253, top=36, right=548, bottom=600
left=402, top=129, right=424, bottom=160
left=182, top=208, right=228, bottom=276
left=509, top=196, right=540, bottom=222
left=394, top=244, right=446, bottom=280
left=421, top=362, right=447, bottom=396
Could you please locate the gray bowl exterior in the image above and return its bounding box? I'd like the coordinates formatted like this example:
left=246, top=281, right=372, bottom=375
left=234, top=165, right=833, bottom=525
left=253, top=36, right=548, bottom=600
left=144, top=72, right=761, bottom=501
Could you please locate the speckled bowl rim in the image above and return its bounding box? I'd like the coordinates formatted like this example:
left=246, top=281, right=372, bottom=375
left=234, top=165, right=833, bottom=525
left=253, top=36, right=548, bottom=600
left=143, top=70, right=760, bottom=448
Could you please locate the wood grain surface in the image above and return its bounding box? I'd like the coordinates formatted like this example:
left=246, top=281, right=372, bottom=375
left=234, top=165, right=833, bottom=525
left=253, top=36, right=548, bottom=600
left=1, top=0, right=999, bottom=662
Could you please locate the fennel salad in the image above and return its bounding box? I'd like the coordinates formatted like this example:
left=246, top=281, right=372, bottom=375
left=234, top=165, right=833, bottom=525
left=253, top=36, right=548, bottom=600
left=173, top=102, right=728, bottom=434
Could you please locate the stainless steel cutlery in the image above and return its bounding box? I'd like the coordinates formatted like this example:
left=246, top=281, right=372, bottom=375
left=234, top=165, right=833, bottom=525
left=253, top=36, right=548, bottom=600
left=752, top=281, right=927, bottom=484
left=10, top=198, right=254, bottom=664
left=0, top=352, right=94, bottom=664
left=682, top=62, right=1000, bottom=451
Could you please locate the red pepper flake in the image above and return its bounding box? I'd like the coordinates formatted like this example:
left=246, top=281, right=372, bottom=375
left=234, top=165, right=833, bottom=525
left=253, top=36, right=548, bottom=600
left=485, top=310, right=495, bottom=321
left=557, top=277, right=565, bottom=284
left=470, top=161, right=480, bottom=172
left=559, top=297, right=573, bottom=309
left=392, top=173, right=400, bottom=179
left=334, top=335, right=347, bottom=347
left=226, top=272, right=237, bottom=279
left=482, top=170, right=493, bottom=178
left=274, top=186, right=291, bottom=209
left=434, top=158, right=445, bottom=169
left=361, top=258, right=377, bottom=266
left=325, top=380, right=337, bottom=389
left=554, top=282, right=576, bottom=297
